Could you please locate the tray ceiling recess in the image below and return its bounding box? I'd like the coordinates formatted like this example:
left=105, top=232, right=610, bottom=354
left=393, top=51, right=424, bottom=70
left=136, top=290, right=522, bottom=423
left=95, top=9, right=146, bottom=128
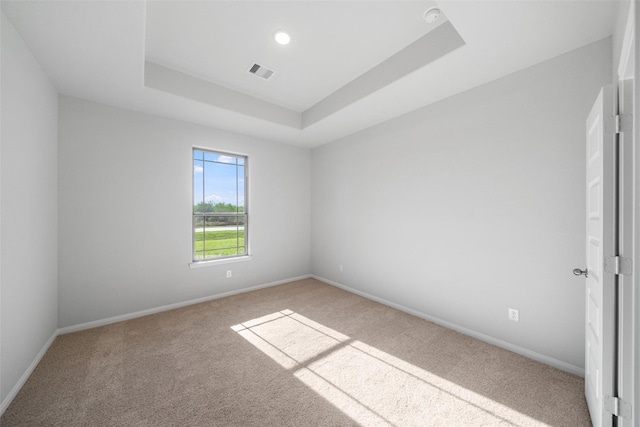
left=144, top=1, right=465, bottom=129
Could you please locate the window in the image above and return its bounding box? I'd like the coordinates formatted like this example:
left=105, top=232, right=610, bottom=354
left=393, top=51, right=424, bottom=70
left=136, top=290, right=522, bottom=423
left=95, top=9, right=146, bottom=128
left=193, top=149, right=247, bottom=261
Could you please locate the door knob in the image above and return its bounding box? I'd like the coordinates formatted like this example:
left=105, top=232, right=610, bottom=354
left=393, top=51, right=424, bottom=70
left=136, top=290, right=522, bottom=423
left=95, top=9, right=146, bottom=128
left=573, top=268, right=588, bottom=278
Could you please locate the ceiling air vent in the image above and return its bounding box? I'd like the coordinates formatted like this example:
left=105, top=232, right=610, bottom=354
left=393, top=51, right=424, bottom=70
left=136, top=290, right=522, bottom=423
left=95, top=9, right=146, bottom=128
left=248, top=63, right=275, bottom=80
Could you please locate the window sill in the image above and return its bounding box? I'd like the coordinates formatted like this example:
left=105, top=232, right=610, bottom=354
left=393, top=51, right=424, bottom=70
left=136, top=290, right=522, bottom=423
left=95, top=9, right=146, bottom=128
left=189, top=255, right=253, bottom=269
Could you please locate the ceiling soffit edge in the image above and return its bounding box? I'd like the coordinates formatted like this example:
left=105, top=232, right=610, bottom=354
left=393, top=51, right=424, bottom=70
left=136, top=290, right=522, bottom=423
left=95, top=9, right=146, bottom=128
left=303, top=21, right=465, bottom=127
left=144, top=21, right=465, bottom=130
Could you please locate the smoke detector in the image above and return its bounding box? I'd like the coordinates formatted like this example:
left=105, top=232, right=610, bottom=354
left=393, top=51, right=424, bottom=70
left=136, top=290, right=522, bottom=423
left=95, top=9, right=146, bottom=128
left=423, top=7, right=441, bottom=24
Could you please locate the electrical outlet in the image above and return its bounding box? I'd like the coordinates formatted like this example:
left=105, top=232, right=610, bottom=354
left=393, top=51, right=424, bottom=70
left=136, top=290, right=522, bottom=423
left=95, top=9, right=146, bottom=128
left=508, top=308, right=519, bottom=322
left=226, top=270, right=232, bottom=278
left=339, top=264, right=343, bottom=272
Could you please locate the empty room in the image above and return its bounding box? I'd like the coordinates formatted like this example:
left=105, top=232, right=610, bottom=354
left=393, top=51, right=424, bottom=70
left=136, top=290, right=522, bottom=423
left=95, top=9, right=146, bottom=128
left=1, top=0, right=638, bottom=426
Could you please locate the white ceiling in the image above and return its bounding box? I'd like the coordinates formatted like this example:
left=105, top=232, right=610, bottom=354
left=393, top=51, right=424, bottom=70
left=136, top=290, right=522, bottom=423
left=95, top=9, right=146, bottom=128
left=1, top=1, right=616, bottom=147
left=146, top=1, right=446, bottom=112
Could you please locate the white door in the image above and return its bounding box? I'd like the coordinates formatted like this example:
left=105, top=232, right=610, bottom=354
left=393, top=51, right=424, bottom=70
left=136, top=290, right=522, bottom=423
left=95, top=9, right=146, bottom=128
left=583, top=85, right=616, bottom=427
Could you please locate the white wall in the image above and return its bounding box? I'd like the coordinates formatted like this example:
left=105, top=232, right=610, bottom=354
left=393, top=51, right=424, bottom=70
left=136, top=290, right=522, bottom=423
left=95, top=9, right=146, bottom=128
left=635, top=0, right=640, bottom=419
left=58, top=97, right=311, bottom=328
left=1, top=11, right=58, bottom=406
left=612, top=0, right=633, bottom=78
left=311, top=38, right=611, bottom=371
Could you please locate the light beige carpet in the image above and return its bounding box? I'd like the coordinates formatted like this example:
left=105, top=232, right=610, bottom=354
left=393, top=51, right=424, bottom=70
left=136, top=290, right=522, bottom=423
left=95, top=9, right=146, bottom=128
left=1, top=278, right=591, bottom=426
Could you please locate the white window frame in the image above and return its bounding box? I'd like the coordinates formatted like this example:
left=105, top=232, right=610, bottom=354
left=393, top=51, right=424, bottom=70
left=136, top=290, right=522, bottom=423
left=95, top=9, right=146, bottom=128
left=191, top=148, right=249, bottom=265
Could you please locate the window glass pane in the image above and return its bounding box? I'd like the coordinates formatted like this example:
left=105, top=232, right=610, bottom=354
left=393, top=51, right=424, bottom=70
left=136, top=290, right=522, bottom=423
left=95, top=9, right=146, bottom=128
left=237, top=157, right=245, bottom=166
left=217, top=154, right=238, bottom=165
left=194, top=150, right=204, bottom=161
left=204, top=248, right=238, bottom=258
left=203, top=151, right=217, bottom=162
left=204, top=152, right=239, bottom=165
left=238, top=165, right=245, bottom=213
left=205, top=161, right=238, bottom=211
left=193, top=159, right=204, bottom=210
left=193, top=222, right=205, bottom=260
left=198, top=216, right=245, bottom=257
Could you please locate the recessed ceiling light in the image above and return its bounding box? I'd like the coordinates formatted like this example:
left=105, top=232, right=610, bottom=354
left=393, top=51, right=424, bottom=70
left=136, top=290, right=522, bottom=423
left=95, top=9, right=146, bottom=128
left=423, top=7, right=441, bottom=24
left=274, top=31, right=291, bottom=45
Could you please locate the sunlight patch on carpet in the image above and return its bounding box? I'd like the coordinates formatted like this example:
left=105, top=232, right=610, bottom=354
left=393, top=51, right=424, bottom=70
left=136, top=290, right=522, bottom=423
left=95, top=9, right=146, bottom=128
left=231, top=310, right=549, bottom=426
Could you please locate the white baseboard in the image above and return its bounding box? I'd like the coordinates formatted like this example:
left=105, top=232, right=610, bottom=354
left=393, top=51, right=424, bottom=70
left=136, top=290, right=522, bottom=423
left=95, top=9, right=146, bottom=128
left=58, top=274, right=312, bottom=335
left=0, top=329, right=58, bottom=416
left=312, top=274, right=585, bottom=378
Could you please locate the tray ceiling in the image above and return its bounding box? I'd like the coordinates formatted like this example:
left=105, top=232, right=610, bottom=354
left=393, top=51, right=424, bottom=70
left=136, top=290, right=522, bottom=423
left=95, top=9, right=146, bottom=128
left=1, top=1, right=616, bottom=147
